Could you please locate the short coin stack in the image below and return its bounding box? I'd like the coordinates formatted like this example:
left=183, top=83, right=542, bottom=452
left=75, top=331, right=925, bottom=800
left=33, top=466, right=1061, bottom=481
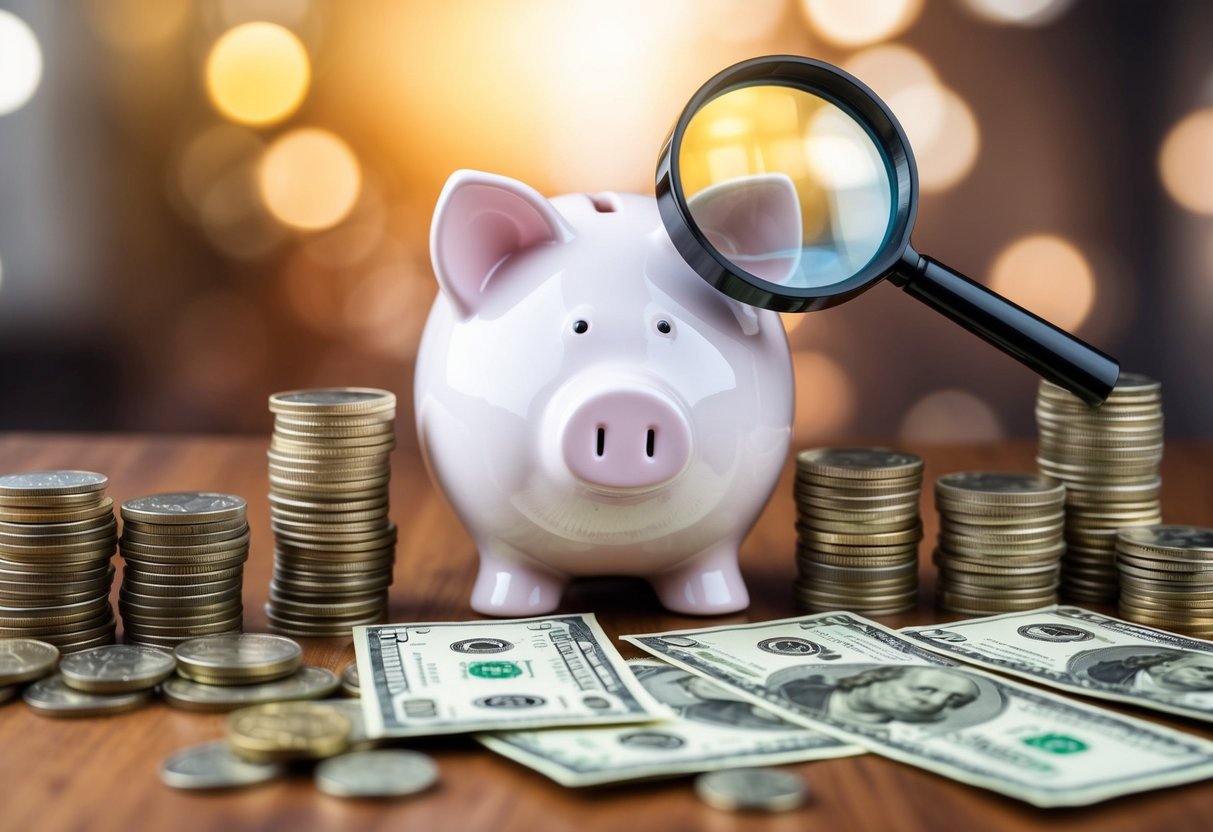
left=1115, top=526, right=1213, bottom=637
left=933, top=472, right=1066, bottom=615
left=1036, top=374, right=1164, bottom=603
left=119, top=493, right=249, bottom=647
left=793, top=448, right=923, bottom=615
left=0, top=472, right=118, bottom=652
left=267, top=389, right=397, bottom=637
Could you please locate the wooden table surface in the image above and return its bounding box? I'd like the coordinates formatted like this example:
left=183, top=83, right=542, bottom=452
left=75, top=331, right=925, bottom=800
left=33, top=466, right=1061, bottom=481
left=1, top=433, right=1212, bottom=832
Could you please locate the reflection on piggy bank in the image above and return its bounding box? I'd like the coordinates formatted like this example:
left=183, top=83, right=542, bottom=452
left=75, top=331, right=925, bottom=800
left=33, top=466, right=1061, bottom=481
left=415, top=170, right=794, bottom=616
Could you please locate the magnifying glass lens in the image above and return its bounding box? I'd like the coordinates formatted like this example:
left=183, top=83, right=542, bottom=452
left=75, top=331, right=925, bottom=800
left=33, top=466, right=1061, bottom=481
left=680, top=85, right=894, bottom=290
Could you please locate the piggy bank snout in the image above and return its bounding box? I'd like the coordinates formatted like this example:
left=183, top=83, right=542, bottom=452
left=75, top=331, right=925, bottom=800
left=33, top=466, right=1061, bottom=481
left=560, top=387, right=691, bottom=491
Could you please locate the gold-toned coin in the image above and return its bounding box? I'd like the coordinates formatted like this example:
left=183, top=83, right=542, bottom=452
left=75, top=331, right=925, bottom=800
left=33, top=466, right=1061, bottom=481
left=227, top=700, right=353, bottom=763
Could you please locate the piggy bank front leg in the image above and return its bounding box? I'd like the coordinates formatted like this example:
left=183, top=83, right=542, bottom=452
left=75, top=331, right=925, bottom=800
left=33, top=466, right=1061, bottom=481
left=470, top=540, right=568, bottom=616
left=650, top=542, right=749, bottom=615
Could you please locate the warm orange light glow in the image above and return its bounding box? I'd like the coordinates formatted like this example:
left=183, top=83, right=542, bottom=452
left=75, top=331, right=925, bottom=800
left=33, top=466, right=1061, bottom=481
left=1160, top=108, right=1213, bottom=216
left=899, top=390, right=1003, bottom=442
left=205, top=22, right=310, bottom=126
left=799, top=0, right=922, bottom=47
left=988, top=234, right=1095, bottom=332
left=84, top=0, right=190, bottom=51
left=219, top=0, right=312, bottom=29
left=791, top=351, right=855, bottom=440
left=914, top=88, right=980, bottom=192
left=699, top=0, right=787, bottom=44
left=843, top=45, right=938, bottom=101
left=258, top=128, right=361, bottom=231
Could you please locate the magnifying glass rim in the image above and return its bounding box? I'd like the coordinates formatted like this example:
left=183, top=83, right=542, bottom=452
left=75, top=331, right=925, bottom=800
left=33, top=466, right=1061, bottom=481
left=657, top=54, right=920, bottom=312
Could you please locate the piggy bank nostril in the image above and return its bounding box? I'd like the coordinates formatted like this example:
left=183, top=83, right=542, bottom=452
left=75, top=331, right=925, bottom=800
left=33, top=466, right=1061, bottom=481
left=596, top=426, right=605, bottom=457
left=646, top=428, right=655, bottom=459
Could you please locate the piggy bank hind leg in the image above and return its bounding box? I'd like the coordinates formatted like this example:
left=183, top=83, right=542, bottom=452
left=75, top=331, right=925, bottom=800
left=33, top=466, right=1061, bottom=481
left=470, top=540, right=568, bottom=616
left=650, top=542, right=749, bottom=615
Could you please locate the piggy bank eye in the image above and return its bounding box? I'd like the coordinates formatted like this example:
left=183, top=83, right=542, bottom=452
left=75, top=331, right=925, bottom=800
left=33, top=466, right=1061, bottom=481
left=655, top=319, right=672, bottom=335
left=571, top=319, right=589, bottom=334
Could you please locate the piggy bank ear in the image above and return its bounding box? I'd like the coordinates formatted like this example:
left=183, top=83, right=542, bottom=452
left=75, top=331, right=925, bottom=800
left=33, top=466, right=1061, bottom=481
left=431, top=170, right=574, bottom=317
left=687, top=173, right=802, bottom=285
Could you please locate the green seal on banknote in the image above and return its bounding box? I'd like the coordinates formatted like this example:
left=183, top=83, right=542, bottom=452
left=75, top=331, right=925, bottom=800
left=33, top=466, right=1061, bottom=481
left=468, top=661, right=523, bottom=679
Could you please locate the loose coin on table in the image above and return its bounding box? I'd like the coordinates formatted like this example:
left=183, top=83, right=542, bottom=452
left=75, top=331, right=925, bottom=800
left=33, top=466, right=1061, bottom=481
left=227, top=700, right=353, bottom=763
left=0, top=638, right=59, bottom=686
left=160, top=740, right=285, bottom=791
left=340, top=662, right=359, bottom=697
left=24, top=674, right=151, bottom=718
left=161, top=666, right=340, bottom=713
left=59, top=644, right=175, bottom=693
left=174, top=633, right=302, bottom=685
left=315, top=750, right=439, bottom=799
left=694, top=767, right=809, bottom=813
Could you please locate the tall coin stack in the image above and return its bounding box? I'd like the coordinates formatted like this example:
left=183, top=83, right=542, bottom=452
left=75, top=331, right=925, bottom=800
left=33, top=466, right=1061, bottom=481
left=266, top=389, right=396, bottom=637
left=119, top=493, right=249, bottom=648
left=793, top=448, right=923, bottom=615
left=933, top=472, right=1066, bottom=615
left=1035, top=373, right=1164, bottom=603
left=0, top=471, right=117, bottom=652
left=1115, top=526, right=1213, bottom=637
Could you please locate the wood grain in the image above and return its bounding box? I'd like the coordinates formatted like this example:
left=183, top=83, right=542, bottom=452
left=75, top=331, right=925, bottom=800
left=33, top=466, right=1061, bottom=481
left=0, top=433, right=1211, bottom=832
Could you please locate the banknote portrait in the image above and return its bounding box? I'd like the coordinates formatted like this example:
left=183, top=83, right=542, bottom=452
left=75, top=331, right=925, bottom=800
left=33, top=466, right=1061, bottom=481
left=1070, top=646, right=1213, bottom=702
left=630, top=663, right=794, bottom=731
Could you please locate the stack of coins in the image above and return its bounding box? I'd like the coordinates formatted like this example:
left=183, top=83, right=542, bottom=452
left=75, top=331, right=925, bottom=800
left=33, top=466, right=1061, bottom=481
left=1036, top=374, right=1164, bottom=603
left=1115, top=526, right=1213, bottom=636
left=266, top=389, right=397, bottom=637
left=793, top=448, right=923, bottom=615
left=0, top=472, right=118, bottom=652
left=934, top=472, right=1066, bottom=615
left=119, top=493, right=249, bottom=648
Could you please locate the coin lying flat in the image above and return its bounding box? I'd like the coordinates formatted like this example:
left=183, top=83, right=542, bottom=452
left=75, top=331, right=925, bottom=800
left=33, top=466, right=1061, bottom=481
left=340, top=662, right=359, bottom=697
left=315, top=750, right=438, bottom=798
left=227, top=700, right=352, bottom=763
left=160, top=740, right=285, bottom=791
left=0, top=471, right=108, bottom=498
left=161, top=666, right=340, bottom=713
left=23, top=674, right=151, bottom=717
left=121, top=493, right=248, bottom=525
left=174, top=633, right=302, bottom=685
left=0, top=638, right=60, bottom=686
left=59, top=644, right=175, bottom=693
left=694, top=767, right=809, bottom=812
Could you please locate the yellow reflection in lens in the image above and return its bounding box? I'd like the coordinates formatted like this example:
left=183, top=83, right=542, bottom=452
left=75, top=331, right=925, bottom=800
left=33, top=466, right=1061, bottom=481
left=988, top=234, right=1095, bottom=332
left=259, top=128, right=361, bottom=231
left=799, top=0, right=923, bottom=47
left=0, top=10, right=42, bottom=117
left=899, top=390, right=1003, bottom=442
left=1160, top=108, right=1213, bottom=216
left=205, top=22, right=310, bottom=126
left=791, top=351, right=855, bottom=440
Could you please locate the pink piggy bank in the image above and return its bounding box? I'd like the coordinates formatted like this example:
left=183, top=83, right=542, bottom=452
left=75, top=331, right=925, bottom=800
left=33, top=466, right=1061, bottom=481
left=415, top=169, right=795, bottom=616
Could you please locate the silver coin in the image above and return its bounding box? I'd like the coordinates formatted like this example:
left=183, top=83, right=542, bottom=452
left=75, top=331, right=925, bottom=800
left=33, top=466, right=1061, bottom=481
left=174, top=633, right=302, bottom=682
left=0, top=637, right=60, bottom=686
left=937, top=472, right=1064, bottom=496
left=341, top=662, right=359, bottom=697
left=314, top=750, right=438, bottom=798
left=121, top=493, right=247, bottom=524
left=23, top=674, right=151, bottom=717
left=694, top=767, right=809, bottom=812
left=160, top=740, right=285, bottom=790
left=161, top=666, right=339, bottom=712
left=58, top=644, right=176, bottom=693
left=0, top=471, right=107, bottom=495
left=272, top=389, right=394, bottom=408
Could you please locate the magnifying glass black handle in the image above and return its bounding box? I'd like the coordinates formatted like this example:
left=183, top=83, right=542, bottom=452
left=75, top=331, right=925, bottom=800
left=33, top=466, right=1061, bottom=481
left=894, top=249, right=1120, bottom=406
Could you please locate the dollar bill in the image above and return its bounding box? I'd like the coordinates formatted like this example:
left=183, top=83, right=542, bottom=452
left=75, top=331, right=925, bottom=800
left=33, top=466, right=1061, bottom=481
left=477, top=659, right=862, bottom=786
left=354, top=615, right=669, bottom=738
left=902, top=605, right=1213, bottom=724
left=623, top=613, right=1213, bottom=807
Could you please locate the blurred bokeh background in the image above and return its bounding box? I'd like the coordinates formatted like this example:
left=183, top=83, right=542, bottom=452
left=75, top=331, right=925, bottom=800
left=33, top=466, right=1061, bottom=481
left=0, top=0, right=1210, bottom=444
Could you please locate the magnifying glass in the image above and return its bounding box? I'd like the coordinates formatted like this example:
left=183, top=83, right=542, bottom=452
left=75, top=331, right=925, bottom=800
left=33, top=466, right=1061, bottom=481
left=656, top=55, right=1119, bottom=406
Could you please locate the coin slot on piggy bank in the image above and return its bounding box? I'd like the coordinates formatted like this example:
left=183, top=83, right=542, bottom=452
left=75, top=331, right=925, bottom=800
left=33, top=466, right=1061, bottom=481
left=416, top=169, right=794, bottom=616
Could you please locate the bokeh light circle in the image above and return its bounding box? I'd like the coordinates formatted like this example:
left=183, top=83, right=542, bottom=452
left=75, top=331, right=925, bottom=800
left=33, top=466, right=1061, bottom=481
left=1159, top=107, right=1213, bottom=215
left=205, top=22, right=310, bottom=126
left=899, top=390, right=1003, bottom=442
left=988, top=234, right=1095, bottom=332
left=913, top=87, right=980, bottom=192
left=799, top=0, right=922, bottom=48
left=961, top=0, right=1074, bottom=27
left=258, top=128, right=361, bottom=230
left=0, top=10, right=43, bottom=117
left=791, top=351, right=855, bottom=440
